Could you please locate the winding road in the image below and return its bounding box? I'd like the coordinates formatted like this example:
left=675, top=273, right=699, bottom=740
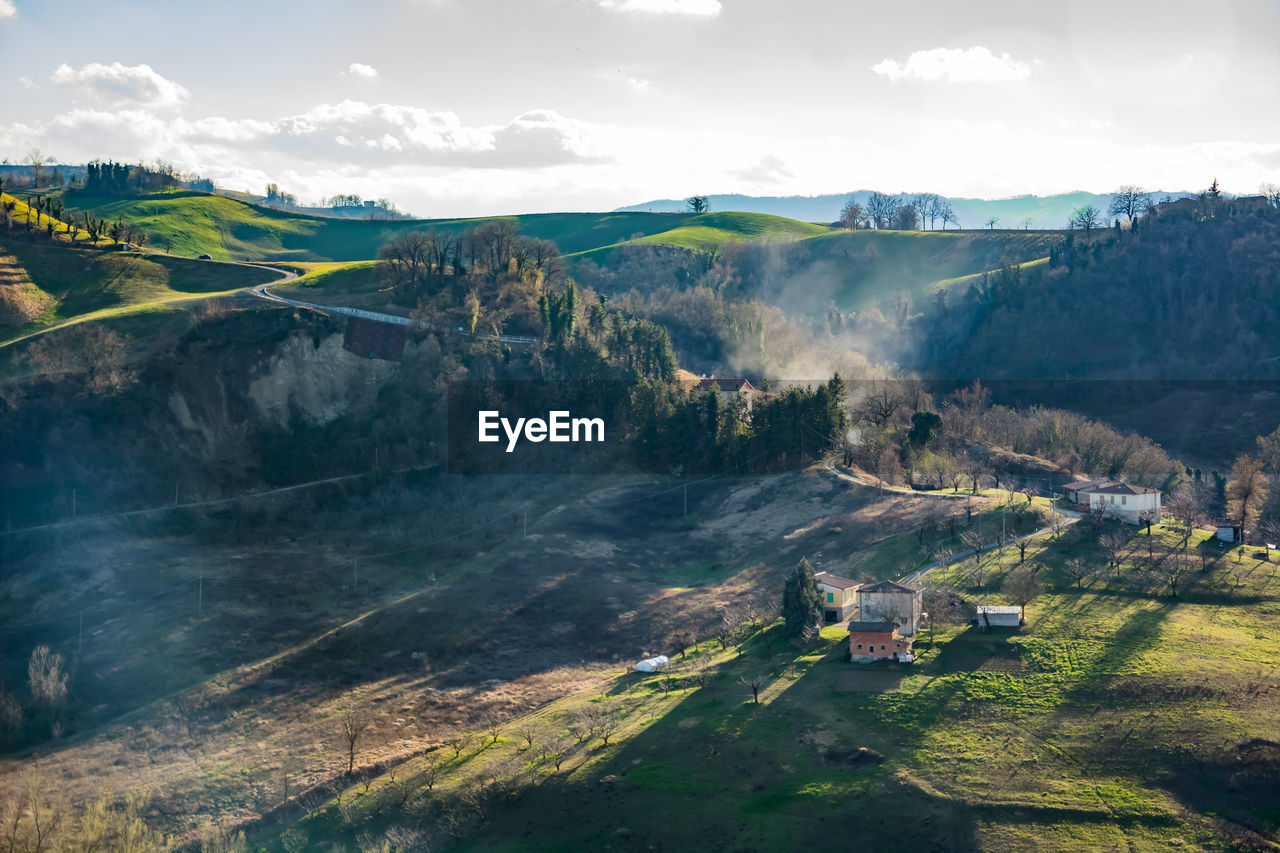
left=245, top=268, right=539, bottom=346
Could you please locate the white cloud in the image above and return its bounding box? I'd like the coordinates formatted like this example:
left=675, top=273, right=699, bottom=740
left=18, top=75, right=34, bottom=88
left=0, top=0, right=15, bottom=20
left=730, top=154, right=793, bottom=185
left=51, top=61, right=189, bottom=108
left=595, top=0, right=720, bottom=17
left=343, top=63, right=378, bottom=79
left=871, top=46, right=1032, bottom=83
left=625, top=77, right=652, bottom=93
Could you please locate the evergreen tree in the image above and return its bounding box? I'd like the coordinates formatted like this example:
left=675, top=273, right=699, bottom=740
left=782, top=558, right=821, bottom=636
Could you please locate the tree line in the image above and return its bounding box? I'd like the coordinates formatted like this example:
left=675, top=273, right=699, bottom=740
left=915, top=193, right=1280, bottom=381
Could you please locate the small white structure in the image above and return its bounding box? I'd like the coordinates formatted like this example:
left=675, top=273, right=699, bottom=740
left=633, top=655, right=669, bottom=673
left=1215, top=524, right=1241, bottom=543
left=976, top=605, right=1023, bottom=628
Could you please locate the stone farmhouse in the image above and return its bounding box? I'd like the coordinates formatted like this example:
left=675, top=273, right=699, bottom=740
left=856, top=580, right=923, bottom=636
left=814, top=574, right=923, bottom=636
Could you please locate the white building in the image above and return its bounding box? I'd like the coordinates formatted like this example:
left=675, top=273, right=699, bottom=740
left=976, top=605, right=1023, bottom=628
left=1062, top=479, right=1161, bottom=524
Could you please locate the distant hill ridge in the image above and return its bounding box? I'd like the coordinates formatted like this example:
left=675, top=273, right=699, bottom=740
left=616, top=190, right=1197, bottom=230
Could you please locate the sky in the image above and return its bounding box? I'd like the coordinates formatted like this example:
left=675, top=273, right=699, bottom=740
left=2, top=0, right=1279, bottom=217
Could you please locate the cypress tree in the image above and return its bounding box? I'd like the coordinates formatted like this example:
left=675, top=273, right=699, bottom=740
left=782, top=557, right=821, bottom=636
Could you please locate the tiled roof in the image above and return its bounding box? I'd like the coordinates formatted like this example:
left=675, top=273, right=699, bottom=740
left=847, top=621, right=898, bottom=633
left=815, top=571, right=860, bottom=590
left=1089, top=482, right=1159, bottom=495
left=1064, top=479, right=1159, bottom=495
left=858, top=580, right=920, bottom=594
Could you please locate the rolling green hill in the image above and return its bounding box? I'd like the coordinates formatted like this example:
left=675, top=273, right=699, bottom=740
left=630, top=210, right=831, bottom=250
left=0, top=235, right=279, bottom=346
left=56, top=191, right=710, bottom=262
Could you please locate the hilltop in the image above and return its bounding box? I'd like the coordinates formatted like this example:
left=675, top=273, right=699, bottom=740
left=53, top=191, right=714, bottom=262
left=617, top=190, right=1197, bottom=230
left=0, top=194, right=279, bottom=352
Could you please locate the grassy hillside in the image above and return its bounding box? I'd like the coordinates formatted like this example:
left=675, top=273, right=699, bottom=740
left=0, top=235, right=278, bottom=346
left=272, top=261, right=397, bottom=314
left=790, top=228, right=1063, bottom=313
left=237, top=501, right=1279, bottom=852
left=55, top=191, right=708, bottom=262
left=630, top=210, right=830, bottom=251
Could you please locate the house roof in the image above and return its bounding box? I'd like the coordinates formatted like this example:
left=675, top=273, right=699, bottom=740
left=847, top=620, right=899, bottom=634
left=698, top=378, right=756, bottom=393
left=1062, top=478, right=1108, bottom=492
left=977, top=605, right=1022, bottom=615
left=1064, top=479, right=1159, bottom=496
left=815, top=571, right=860, bottom=590
left=1089, top=482, right=1159, bottom=495
left=859, top=580, right=920, bottom=594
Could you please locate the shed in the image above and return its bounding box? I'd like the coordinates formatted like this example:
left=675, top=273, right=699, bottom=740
left=1215, top=524, right=1241, bottom=543
left=976, top=605, right=1023, bottom=628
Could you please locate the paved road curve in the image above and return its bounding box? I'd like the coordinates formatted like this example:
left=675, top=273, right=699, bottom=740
left=246, top=273, right=539, bottom=346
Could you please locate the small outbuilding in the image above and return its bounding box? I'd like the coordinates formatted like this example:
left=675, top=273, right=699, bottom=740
left=976, top=605, right=1023, bottom=628
left=633, top=655, right=669, bottom=673
left=847, top=621, right=914, bottom=663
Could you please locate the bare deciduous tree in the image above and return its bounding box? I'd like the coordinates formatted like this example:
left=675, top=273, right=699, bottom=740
left=1001, top=565, right=1044, bottom=620
left=1069, top=205, right=1101, bottom=234
left=482, top=711, right=504, bottom=746
left=1108, top=186, right=1151, bottom=225
left=1099, top=530, right=1127, bottom=570
left=337, top=708, right=371, bottom=775
left=27, top=645, right=67, bottom=712
left=1065, top=557, right=1093, bottom=590
left=1166, top=489, right=1202, bottom=545
left=854, top=383, right=906, bottom=428
left=1226, top=455, right=1268, bottom=546
left=378, top=230, right=436, bottom=300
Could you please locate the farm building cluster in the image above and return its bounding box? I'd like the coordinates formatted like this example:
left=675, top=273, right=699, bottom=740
left=816, top=574, right=924, bottom=663
left=817, top=572, right=1027, bottom=664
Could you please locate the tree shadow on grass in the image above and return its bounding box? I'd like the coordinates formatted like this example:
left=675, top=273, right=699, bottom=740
left=456, top=668, right=982, bottom=853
